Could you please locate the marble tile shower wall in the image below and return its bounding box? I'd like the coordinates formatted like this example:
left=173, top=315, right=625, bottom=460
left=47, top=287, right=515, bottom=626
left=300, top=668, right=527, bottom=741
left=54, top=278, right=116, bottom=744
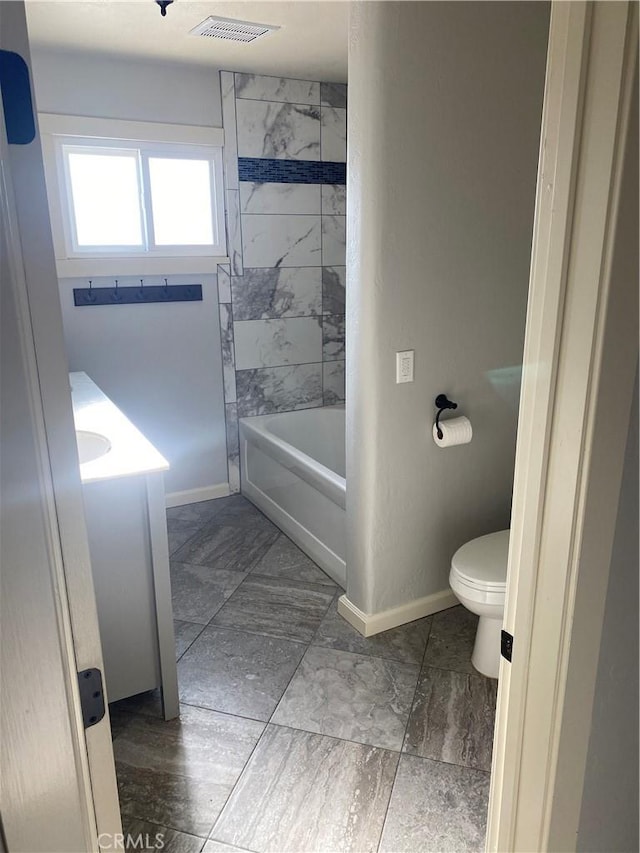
left=217, top=72, right=347, bottom=492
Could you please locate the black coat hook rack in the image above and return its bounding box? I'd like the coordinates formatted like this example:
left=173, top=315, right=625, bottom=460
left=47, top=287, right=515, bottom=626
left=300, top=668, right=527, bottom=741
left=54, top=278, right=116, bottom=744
left=73, top=281, right=203, bottom=307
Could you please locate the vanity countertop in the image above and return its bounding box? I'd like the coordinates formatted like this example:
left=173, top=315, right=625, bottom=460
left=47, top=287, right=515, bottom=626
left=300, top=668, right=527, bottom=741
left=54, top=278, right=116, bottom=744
left=70, top=371, right=169, bottom=484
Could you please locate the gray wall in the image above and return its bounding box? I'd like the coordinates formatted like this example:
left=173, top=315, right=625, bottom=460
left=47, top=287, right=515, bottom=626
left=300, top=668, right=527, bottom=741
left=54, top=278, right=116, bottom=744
left=30, top=48, right=222, bottom=127
left=29, top=49, right=228, bottom=497
left=577, top=371, right=639, bottom=852
left=576, top=65, right=639, bottom=849
left=346, top=1, right=549, bottom=614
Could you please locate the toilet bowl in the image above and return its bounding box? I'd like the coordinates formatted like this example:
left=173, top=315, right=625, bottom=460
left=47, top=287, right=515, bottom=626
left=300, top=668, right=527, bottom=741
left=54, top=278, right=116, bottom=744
left=449, top=529, right=509, bottom=679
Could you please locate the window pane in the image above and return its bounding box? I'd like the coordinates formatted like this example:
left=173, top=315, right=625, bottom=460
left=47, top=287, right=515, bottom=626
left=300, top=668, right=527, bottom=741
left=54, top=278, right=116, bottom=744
left=66, top=150, right=143, bottom=247
left=148, top=158, right=214, bottom=246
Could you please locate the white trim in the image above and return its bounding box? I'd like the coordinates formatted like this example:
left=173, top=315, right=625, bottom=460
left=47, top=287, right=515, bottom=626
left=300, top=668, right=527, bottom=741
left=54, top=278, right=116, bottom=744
left=2, top=112, right=102, bottom=853
left=337, top=589, right=458, bottom=637
left=54, top=256, right=230, bottom=279
left=487, top=5, right=590, bottom=845
left=165, top=482, right=230, bottom=508
left=39, top=113, right=224, bottom=148
left=487, top=2, right=638, bottom=850
left=1, top=32, right=123, bottom=843
left=146, top=474, right=179, bottom=720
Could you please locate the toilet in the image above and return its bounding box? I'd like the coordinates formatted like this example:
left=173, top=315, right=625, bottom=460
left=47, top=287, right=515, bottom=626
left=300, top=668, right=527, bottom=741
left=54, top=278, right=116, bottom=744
left=449, top=529, right=510, bottom=679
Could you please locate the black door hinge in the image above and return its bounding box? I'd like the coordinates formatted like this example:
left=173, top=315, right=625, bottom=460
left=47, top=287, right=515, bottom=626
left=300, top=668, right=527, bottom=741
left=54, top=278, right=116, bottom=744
left=77, top=668, right=105, bottom=728
left=501, top=630, right=513, bottom=663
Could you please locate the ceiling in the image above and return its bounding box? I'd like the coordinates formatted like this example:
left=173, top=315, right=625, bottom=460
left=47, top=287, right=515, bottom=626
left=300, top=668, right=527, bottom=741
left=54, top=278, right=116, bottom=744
left=25, top=0, right=349, bottom=82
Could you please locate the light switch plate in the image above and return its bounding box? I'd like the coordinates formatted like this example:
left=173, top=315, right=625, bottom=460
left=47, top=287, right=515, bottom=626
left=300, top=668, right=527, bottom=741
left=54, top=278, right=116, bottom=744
left=396, top=350, right=414, bottom=383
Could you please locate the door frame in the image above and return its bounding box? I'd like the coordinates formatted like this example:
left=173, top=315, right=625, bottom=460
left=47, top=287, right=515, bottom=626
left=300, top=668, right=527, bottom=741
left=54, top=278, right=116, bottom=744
left=1, top=3, right=122, bottom=849
left=487, top=2, right=638, bottom=850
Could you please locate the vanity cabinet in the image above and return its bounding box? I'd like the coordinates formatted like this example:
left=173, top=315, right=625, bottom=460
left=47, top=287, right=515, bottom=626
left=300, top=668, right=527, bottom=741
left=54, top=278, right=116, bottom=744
left=71, top=371, right=178, bottom=720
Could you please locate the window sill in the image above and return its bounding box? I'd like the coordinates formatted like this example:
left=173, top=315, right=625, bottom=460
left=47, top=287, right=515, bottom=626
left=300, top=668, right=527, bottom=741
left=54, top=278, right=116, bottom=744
left=55, top=256, right=230, bottom=279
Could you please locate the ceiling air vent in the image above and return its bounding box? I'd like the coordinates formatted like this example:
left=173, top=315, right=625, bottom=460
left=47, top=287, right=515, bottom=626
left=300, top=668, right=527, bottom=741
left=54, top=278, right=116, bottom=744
left=189, top=16, right=280, bottom=43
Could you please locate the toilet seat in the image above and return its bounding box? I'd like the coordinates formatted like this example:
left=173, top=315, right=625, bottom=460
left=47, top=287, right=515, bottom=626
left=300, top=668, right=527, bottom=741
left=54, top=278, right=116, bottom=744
left=449, top=570, right=506, bottom=607
left=450, top=529, right=509, bottom=592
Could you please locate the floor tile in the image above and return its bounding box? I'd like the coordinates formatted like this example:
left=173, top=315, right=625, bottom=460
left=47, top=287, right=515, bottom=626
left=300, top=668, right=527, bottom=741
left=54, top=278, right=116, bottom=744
left=211, top=576, right=334, bottom=644
left=272, top=645, right=420, bottom=750
left=313, top=598, right=432, bottom=664
left=211, top=725, right=398, bottom=853
left=424, top=605, right=479, bottom=674
left=174, top=620, right=205, bottom=660
left=171, top=563, right=247, bottom=625
left=403, top=666, right=497, bottom=771
left=114, top=704, right=264, bottom=837
left=172, top=523, right=278, bottom=572
left=118, top=767, right=217, bottom=840
left=379, top=754, right=489, bottom=852
left=212, top=497, right=279, bottom=535
left=177, top=626, right=306, bottom=721
left=122, top=817, right=205, bottom=853
left=201, top=842, right=252, bottom=853
left=166, top=499, right=228, bottom=527
left=252, top=534, right=337, bottom=587
left=167, top=519, right=201, bottom=556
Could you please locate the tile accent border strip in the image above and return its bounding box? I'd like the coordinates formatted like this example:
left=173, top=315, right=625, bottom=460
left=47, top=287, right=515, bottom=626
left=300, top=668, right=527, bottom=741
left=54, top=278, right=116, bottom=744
left=238, top=157, right=346, bottom=185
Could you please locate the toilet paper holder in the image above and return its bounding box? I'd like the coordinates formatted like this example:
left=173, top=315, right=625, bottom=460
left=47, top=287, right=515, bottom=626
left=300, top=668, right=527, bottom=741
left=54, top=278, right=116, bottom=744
left=434, top=394, right=458, bottom=440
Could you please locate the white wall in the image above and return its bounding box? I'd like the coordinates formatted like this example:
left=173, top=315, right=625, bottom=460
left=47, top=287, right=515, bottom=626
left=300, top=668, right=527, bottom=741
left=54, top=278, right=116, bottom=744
left=346, top=1, right=550, bottom=614
left=30, top=48, right=222, bottom=127
left=59, top=276, right=228, bottom=496
left=29, top=49, right=228, bottom=498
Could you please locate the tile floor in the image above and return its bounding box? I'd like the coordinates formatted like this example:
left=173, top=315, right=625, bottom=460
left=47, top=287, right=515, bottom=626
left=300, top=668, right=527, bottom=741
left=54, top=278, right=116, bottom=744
left=110, top=495, right=497, bottom=853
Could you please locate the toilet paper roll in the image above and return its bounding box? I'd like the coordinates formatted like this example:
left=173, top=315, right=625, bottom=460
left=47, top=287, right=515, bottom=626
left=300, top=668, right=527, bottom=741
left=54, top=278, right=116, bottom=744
left=433, top=416, right=473, bottom=448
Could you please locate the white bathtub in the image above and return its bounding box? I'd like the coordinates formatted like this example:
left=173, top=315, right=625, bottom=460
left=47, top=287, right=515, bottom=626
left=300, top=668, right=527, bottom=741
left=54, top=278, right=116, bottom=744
left=239, top=405, right=346, bottom=587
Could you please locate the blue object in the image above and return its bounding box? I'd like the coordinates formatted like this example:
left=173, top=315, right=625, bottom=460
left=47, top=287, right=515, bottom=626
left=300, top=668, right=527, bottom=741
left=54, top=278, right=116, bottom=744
left=238, top=157, right=346, bottom=185
left=0, top=50, right=35, bottom=144
left=73, top=283, right=203, bottom=307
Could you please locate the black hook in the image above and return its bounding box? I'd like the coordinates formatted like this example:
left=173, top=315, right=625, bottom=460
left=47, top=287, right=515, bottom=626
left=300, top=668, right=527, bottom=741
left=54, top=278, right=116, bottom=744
left=86, top=279, right=96, bottom=304
left=435, top=394, right=458, bottom=440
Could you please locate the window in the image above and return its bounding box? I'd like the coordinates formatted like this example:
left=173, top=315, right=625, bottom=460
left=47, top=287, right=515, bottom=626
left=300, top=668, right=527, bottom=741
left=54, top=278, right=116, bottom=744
left=64, top=147, right=145, bottom=250
left=40, top=114, right=227, bottom=276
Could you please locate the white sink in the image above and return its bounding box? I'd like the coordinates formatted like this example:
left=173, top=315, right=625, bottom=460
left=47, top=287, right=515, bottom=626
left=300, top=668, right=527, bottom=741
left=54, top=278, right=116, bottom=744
left=76, top=430, right=111, bottom=465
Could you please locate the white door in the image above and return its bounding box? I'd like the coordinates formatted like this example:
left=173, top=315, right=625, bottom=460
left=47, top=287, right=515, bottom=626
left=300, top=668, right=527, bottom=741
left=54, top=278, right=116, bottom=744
left=0, top=3, right=122, bottom=850
left=487, top=2, right=638, bottom=850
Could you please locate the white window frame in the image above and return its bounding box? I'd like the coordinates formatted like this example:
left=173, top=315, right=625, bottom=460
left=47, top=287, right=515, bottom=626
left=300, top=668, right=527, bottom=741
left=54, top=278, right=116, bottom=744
left=60, top=142, right=146, bottom=255
left=39, top=114, right=228, bottom=277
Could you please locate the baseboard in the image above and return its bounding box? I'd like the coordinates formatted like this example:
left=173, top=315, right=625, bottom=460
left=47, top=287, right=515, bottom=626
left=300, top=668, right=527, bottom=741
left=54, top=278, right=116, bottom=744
left=165, top=482, right=230, bottom=508
left=337, top=588, right=459, bottom=637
